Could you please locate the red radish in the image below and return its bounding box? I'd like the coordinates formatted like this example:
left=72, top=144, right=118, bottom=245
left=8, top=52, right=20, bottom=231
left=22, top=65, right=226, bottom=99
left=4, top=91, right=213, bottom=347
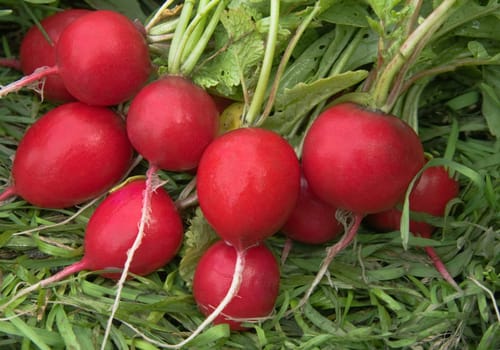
left=365, top=165, right=461, bottom=290
left=0, top=102, right=133, bottom=208
left=281, top=172, right=343, bottom=245
left=0, top=10, right=151, bottom=106
left=298, top=102, right=425, bottom=306
left=303, top=103, right=425, bottom=214
left=126, top=76, right=219, bottom=171
left=193, top=241, right=280, bottom=330
left=196, top=127, right=301, bottom=250
left=19, top=9, right=91, bottom=102
left=0, top=178, right=183, bottom=311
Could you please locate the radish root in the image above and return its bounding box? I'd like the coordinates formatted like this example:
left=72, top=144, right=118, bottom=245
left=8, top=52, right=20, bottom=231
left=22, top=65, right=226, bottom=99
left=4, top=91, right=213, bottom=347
left=0, top=66, right=58, bottom=98
left=0, top=260, right=88, bottom=313
left=295, top=212, right=363, bottom=310
left=424, top=246, right=462, bottom=292
left=122, top=247, right=248, bottom=349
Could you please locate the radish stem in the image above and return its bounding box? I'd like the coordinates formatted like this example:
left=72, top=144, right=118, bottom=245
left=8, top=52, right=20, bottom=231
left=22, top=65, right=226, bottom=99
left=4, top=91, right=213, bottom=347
left=243, top=0, right=280, bottom=126
left=258, top=2, right=322, bottom=125
left=371, top=0, right=459, bottom=111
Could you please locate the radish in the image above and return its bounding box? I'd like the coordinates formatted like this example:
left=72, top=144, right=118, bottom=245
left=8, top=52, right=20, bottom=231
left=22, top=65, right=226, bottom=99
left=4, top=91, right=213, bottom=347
left=197, top=127, right=301, bottom=250
left=281, top=171, right=343, bottom=245
left=193, top=241, right=280, bottom=331
left=299, top=102, right=425, bottom=306
left=0, top=178, right=183, bottom=311
left=18, top=9, right=91, bottom=102
left=126, top=76, right=219, bottom=172
left=0, top=10, right=151, bottom=106
left=365, top=164, right=461, bottom=290
left=0, top=102, right=133, bottom=208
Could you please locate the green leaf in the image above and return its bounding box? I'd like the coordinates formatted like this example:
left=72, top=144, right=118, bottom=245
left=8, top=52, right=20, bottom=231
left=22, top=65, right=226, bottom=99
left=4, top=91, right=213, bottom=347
left=263, top=70, right=368, bottom=135
left=319, top=0, right=370, bottom=27
left=178, top=208, right=219, bottom=287
left=479, top=82, right=500, bottom=137
left=193, top=7, right=265, bottom=96
left=4, top=311, right=53, bottom=350
left=55, top=305, right=82, bottom=350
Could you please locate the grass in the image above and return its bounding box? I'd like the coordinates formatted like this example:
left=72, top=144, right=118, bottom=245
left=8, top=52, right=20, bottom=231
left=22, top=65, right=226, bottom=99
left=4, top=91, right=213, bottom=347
left=0, top=1, right=499, bottom=349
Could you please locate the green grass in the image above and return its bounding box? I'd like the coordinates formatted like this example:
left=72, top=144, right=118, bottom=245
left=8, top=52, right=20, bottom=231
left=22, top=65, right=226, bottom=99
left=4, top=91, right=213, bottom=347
left=0, top=1, right=499, bottom=349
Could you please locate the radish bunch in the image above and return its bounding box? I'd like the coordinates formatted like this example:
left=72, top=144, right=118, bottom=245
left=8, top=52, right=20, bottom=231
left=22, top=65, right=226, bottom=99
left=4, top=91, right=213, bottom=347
left=190, top=127, right=300, bottom=332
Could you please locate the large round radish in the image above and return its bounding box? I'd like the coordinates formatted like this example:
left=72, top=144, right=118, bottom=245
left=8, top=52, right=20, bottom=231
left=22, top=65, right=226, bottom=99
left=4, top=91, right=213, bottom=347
left=0, top=179, right=183, bottom=312
left=365, top=164, right=461, bottom=290
left=196, top=127, right=301, bottom=250
left=281, top=172, right=343, bottom=245
left=297, top=102, right=425, bottom=307
left=193, top=241, right=280, bottom=330
left=0, top=102, right=133, bottom=208
left=0, top=10, right=151, bottom=106
left=19, top=9, right=91, bottom=102
left=302, top=103, right=425, bottom=214
left=126, top=76, right=219, bottom=171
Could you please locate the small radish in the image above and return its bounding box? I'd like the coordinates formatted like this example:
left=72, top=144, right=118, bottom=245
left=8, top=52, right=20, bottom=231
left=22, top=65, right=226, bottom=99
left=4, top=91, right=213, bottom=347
left=0, top=10, right=151, bottom=106
left=193, top=241, right=280, bottom=331
left=0, top=102, right=133, bottom=208
left=299, top=102, right=425, bottom=306
left=365, top=165, right=461, bottom=290
left=19, top=9, right=91, bottom=102
left=0, top=178, right=184, bottom=311
left=197, top=127, right=301, bottom=250
left=281, top=171, right=343, bottom=245
left=126, top=76, right=219, bottom=172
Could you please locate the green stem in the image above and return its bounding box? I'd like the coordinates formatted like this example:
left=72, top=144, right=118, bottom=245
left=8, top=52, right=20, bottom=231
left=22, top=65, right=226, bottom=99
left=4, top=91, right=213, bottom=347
left=180, top=0, right=209, bottom=63
left=243, top=0, right=280, bottom=126
left=371, top=0, right=459, bottom=112
left=329, top=27, right=366, bottom=75
left=144, top=0, right=176, bottom=33
left=400, top=57, right=500, bottom=94
left=257, top=1, right=322, bottom=126
left=168, top=0, right=196, bottom=74
left=181, top=0, right=226, bottom=75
